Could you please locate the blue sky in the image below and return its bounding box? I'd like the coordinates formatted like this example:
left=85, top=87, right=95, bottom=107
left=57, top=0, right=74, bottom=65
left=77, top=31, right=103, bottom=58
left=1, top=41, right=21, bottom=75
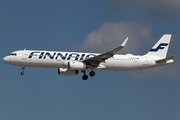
left=1, top=0, right=180, bottom=120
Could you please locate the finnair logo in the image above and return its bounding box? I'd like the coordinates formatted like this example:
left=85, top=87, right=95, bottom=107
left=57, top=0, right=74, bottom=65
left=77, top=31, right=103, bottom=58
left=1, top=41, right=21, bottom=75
left=150, top=43, right=168, bottom=52
left=28, top=51, right=96, bottom=60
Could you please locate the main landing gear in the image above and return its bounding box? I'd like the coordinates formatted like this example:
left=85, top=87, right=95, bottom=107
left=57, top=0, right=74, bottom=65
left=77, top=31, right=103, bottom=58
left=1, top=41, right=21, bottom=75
left=82, top=70, right=95, bottom=81
left=20, top=67, right=25, bottom=75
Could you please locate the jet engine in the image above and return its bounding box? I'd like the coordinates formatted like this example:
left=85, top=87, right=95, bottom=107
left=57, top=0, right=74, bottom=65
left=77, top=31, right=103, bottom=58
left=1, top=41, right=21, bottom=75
left=62, top=61, right=86, bottom=70
left=58, top=68, right=79, bottom=76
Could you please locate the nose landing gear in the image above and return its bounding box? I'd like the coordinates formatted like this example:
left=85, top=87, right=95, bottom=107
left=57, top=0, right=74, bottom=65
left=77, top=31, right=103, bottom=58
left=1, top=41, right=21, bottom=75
left=20, top=67, right=25, bottom=75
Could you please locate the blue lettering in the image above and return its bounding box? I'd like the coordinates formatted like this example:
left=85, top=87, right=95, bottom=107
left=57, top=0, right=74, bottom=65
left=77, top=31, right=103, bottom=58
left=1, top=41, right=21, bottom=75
left=67, top=53, right=80, bottom=60
left=29, top=51, right=97, bottom=61
left=80, top=54, right=85, bottom=60
left=55, top=53, right=68, bottom=60
left=43, top=52, right=56, bottom=59
left=28, top=52, right=40, bottom=58
left=39, top=52, right=44, bottom=59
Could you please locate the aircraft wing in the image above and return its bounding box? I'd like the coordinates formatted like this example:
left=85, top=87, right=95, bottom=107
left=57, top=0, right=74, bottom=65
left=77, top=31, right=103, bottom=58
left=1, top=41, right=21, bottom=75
left=156, top=56, right=176, bottom=64
left=83, top=37, right=128, bottom=67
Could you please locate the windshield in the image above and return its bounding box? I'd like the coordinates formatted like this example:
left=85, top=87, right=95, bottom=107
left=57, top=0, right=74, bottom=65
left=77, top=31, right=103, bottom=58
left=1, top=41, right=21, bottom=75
left=9, top=53, right=17, bottom=56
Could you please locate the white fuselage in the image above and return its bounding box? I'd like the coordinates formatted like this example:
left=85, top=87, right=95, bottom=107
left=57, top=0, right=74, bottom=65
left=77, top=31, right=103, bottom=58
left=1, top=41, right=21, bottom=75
left=3, top=50, right=173, bottom=71
left=2, top=34, right=175, bottom=80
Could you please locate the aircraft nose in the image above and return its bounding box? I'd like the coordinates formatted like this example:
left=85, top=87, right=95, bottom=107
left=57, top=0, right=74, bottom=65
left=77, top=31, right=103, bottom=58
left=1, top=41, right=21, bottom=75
left=3, top=56, right=9, bottom=63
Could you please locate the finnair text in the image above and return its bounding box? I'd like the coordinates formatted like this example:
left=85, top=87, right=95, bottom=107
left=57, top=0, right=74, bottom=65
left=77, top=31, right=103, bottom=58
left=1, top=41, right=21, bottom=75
left=28, top=52, right=96, bottom=60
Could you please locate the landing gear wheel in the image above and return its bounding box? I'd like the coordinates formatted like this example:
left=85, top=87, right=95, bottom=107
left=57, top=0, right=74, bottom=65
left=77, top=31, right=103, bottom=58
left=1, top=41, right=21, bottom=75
left=89, top=71, right=95, bottom=77
left=82, top=75, right=88, bottom=81
left=20, top=71, right=24, bottom=75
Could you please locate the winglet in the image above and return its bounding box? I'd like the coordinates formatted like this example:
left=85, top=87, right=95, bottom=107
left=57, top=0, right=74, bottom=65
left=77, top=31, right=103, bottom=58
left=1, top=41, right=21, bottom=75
left=121, top=37, right=128, bottom=47
left=112, top=37, right=129, bottom=52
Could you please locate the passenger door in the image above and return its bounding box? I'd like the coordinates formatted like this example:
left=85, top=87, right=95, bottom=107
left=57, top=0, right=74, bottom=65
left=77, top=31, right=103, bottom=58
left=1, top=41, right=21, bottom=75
left=143, top=57, right=148, bottom=66
left=22, top=49, right=28, bottom=60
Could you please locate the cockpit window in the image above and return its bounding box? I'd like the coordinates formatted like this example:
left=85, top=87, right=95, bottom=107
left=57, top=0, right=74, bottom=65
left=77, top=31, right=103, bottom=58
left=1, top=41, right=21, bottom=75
left=9, top=53, right=17, bottom=56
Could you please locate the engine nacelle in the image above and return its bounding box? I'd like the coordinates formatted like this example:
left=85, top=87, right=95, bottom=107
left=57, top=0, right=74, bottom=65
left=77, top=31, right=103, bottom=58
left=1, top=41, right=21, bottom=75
left=62, top=61, right=86, bottom=70
left=58, top=68, right=79, bottom=76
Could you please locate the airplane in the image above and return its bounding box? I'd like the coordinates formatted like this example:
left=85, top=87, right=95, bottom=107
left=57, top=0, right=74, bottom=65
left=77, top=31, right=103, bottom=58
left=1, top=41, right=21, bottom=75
left=3, top=34, right=176, bottom=80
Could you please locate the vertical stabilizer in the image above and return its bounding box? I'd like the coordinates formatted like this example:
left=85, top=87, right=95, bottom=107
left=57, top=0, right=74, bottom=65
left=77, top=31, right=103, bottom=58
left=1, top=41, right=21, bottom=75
left=145, top=34, right=172, bottom=58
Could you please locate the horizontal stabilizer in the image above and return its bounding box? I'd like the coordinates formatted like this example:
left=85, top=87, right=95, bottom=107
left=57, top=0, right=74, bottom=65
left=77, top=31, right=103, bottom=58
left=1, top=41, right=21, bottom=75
left=156, top=56, right=176, bottom=64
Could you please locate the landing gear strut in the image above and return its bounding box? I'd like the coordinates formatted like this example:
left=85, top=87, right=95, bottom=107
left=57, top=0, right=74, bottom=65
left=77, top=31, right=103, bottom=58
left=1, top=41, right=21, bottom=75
left=82, top=71, right=88, bottom=81
left=20, top=67, right=25, bottom=75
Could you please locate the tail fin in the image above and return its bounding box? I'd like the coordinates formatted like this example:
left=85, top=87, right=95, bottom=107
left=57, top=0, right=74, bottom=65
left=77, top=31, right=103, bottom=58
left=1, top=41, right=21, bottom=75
left=145, top=34, right=172, bottom=58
